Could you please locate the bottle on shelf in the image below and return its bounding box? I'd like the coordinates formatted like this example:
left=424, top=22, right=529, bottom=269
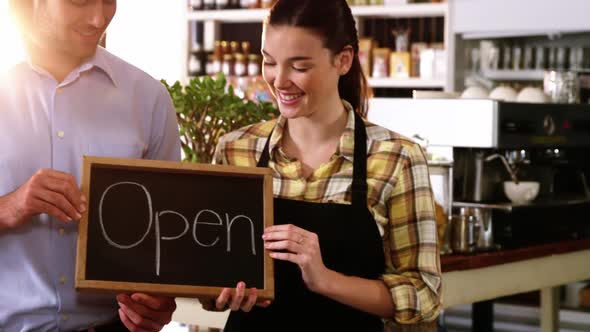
left=214, top=40, right=223, bottom=57
left=233, top=53, right=248, bottom=98
left=222, top=54, right=235, bottom=77
left=212, top=54, right=222, bottom=75
left=220, top=40, right=230, bottom=57
left=211, top=40, right=223, bottom=74
left=230, top=41, right=241, bottom=55
left=234, top=53, right=247, bottom=77
left=247, top=54, right=262, bottom=77
left=241, top=41, right=251, bottom=57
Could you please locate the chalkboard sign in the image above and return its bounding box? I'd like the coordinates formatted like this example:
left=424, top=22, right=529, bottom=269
left=75, top=156, right=274, bottom=300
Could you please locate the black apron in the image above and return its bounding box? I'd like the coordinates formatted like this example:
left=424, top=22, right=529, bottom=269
left=224, top=112, right=386, bottom=332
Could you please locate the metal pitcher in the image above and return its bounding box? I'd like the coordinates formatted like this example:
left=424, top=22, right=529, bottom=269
left=472, top=208, right=494, bottom=250
left=451, top=208, right=479, bottom=254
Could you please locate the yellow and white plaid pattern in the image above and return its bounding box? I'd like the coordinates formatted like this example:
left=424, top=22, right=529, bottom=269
left=213, top=102, right=442, bottom=323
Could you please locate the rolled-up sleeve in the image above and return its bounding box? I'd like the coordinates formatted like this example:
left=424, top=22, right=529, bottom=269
left=382, top=142, right=442, bottom=324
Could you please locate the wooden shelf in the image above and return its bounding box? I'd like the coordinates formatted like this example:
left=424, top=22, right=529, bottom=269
left=183, top=2, right=453, bottom=92
left=368, top=77, right=445, bottom=88
left=187, top=3, right=448, bottom=22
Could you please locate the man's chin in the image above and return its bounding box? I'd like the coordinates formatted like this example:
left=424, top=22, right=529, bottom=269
left=71, top=47, right=99, bottom=60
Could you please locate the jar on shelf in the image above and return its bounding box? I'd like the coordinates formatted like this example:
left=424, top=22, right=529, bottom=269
left=189, top=0, right=203, bottom=11
left=234, top=53, right=247, bottom=77
left=222, top=54, right=235, bottom=76
left=203, top=0, right=216, bottom=10
left=248, top=54, right=261, bottom=76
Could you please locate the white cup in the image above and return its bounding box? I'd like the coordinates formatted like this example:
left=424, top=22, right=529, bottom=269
left=503, top=181, right=540, bottom=205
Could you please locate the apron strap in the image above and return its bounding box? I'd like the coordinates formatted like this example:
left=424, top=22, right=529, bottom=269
left=257, top=130, right=272, bottom=168
left=351, top=111, right=368, bottom=207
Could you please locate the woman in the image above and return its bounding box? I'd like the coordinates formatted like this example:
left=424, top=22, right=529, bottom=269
left=209, top=0, right=442, bottom=330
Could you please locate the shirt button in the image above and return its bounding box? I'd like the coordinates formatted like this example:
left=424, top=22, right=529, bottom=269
left=62, top=314, right=69, bottom=321
left=57, top=88, right=63, bottom=94
left=59, top=276, right=67, bottom=285
left=59, top=228, right=65, bottom=236
left=57, top=131, right=65, bottom=138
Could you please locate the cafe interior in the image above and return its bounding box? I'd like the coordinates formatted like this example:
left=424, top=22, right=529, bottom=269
left=1, top=0, right=589, bottom=331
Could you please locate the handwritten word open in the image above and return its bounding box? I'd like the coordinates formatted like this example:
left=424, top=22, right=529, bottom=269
left=99, top=182, right=256, bottom=276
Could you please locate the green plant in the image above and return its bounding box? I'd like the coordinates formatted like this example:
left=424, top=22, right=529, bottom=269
left=162, top=74, right=278, bottom=163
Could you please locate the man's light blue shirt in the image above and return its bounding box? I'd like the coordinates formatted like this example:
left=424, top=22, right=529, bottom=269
left=0, top=47, right=181, bottom=332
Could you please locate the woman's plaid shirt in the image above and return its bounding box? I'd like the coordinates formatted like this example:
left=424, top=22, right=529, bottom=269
left=213, top=104, right=442, bottom=323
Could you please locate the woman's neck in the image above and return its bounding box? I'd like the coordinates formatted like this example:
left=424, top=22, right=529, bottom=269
left=280, top=96, right=349, bottom=179
left=285, top=96, right=348, bottom=147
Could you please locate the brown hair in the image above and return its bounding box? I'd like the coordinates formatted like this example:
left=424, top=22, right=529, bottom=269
left=266, top=0, right=370, bottom=117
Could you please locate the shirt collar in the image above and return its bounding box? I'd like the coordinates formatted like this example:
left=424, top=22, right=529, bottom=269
left=338, top=100, right=357, bottom=163
left=80, top=46, right=117, bottom=87
left=23, top=46, right=117, bottom=87
left=268, top=100, right=357, bottom=163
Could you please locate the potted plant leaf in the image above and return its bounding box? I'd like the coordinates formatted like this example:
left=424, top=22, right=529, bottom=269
left=162, top=74, right=278, bottom=163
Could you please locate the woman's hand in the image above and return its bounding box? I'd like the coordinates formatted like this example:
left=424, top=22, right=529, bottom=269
left=215, top=282, right=271, bottom=312
left=263, top=224, right=329, bottom=293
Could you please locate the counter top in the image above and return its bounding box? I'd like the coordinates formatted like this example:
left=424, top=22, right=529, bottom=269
left=441, top=238, right=590, bottom=272
left=441, top=240, right=590, bottom=331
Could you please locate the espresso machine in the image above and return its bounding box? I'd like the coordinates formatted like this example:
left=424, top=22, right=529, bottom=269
left=453, top=101, right=590, bottom=249
left=368, top=98, right=590, bottom=252
left=368, top=97, right=590, bottom=332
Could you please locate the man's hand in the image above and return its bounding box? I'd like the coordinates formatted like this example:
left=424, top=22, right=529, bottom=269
left=0, top=169, right=86, bottom=230
left=214, top=282, right=271, bottom=313
left=117, top=293, right=176, bottom=332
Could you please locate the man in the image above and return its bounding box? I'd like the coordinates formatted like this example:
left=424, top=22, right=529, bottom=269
left=0, top=0, right=181, bottom=331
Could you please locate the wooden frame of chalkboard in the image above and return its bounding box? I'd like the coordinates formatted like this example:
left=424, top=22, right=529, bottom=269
left=75, top=156, right=274, bottom=300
